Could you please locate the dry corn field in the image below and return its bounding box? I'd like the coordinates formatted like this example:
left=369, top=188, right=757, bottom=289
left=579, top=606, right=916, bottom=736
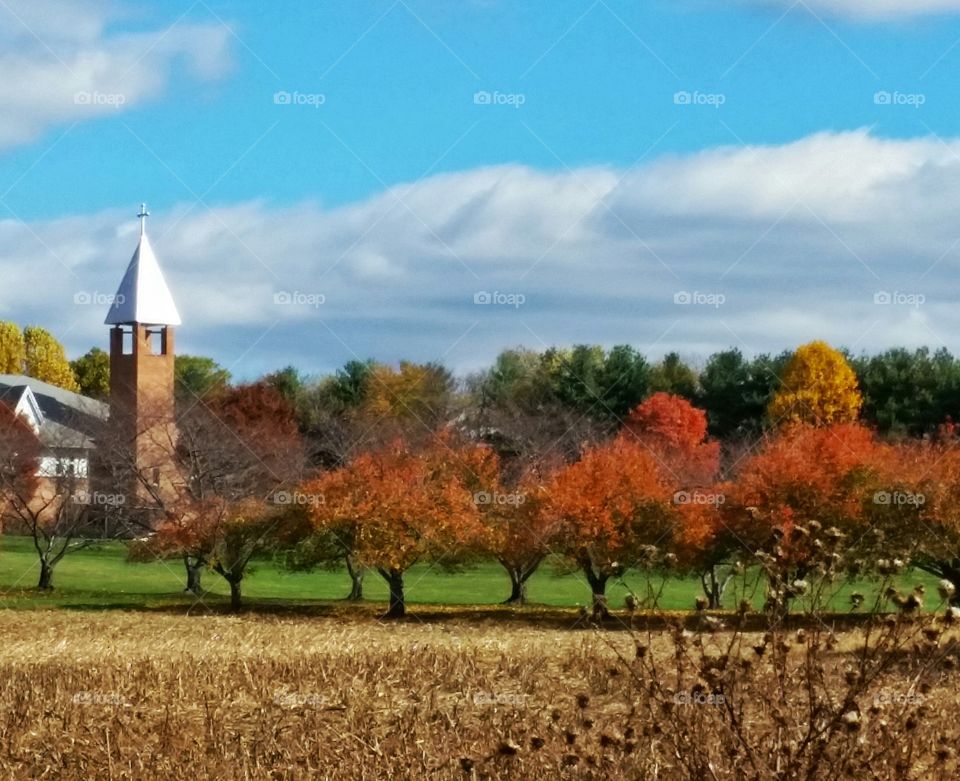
left=1, top=610, right=960, bottom=780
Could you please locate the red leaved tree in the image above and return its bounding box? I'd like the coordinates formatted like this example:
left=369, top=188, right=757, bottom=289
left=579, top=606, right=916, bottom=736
left=876, top=427, right=960, bottom=601
left=623, top=392, right=720, bottom=486
left=624, top=393, right=728, bottom=607
left=545, top=435, right=674, bottom=615
left=479, top=467, right=560, bottom=605
left=727, top=423, right=888, bottom=614
left=306, top=433, right=493, bottom=617
left=125, top=382, right=306, bottom=604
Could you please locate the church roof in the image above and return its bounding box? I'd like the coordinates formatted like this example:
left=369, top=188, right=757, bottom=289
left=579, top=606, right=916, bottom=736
left=0, top=375, right=107, bottom=449
left=104, top=209, right=181, bottom=326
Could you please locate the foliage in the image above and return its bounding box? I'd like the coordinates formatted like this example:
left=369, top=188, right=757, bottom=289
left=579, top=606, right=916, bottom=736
left=263, top=365, right=303, bottom=405
left=768, top=340, right=862, bottom=426
left=727, top=423, right=888, bottom=612
left=546, top=435, right=675, bottom=611
left=174, top=355, right=231, bottom=400
left=698, top=348, right=791, bottom=438
left=852, top=347, right=960, bottom=436
left=306, top=433, right=493, bottom=616
left=362, top=361, right=454, bottom=426
left=624, top=392, right=720, bottom=487
left=649, top=351, right=698, bottom=400
left=70, top=347, right=110, bottom=399
left=0, top=321, right=25, bottom=374
left=23, top=325, right=79, bottom=391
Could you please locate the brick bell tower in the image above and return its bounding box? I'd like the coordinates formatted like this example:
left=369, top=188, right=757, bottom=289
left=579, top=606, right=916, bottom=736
left=104, top=204, right=181, bottom=508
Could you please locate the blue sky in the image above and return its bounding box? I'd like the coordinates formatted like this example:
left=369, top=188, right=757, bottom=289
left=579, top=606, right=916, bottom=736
left=8, top=0, right=960, bottom=216
left=3, top=0, right=960, bottom=378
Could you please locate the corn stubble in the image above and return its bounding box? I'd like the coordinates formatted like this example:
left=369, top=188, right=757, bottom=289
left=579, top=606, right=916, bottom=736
left=0, top=609, right=958, bottom=780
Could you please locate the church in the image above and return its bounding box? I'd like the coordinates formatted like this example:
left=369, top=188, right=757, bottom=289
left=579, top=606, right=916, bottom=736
left=0, top=205, right=181, bottom=515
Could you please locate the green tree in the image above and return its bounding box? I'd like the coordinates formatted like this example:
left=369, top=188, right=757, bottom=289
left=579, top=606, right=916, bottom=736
left=264, top=365, right=303, bottom=405
left=327, top=359, right=375, bottom=410
left=23, top=326, right=78, bottom=391
left=541, top=345, right=606, bottom=414
left=0, top=321, right=24, bottom=374
left=174, top=355, right=231, bottom=400
left=476, top=348, right=547, bottom=410
left=649, top=352, right=698, bottom=400
left=70, top=347, right=110, bottom=399
left=597, top=344, right=651, bottom=420
left=852, top=348, right=960, bottom=436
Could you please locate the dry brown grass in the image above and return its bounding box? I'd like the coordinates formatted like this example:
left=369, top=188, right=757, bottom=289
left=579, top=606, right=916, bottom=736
left=0, top=610, right=958, bottom=780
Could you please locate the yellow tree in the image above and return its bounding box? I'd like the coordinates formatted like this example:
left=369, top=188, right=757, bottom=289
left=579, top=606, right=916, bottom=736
left=767, top=341, right=861, bottom=426
left=362, top=361, right=453, bottom=426
left=0, top=321, right=24, bottom=374
left=23, top=326, right=79, bottom=392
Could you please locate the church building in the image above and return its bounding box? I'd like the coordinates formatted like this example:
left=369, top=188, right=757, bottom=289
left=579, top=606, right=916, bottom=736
left=104, top=205, right=181, bottom=505
left=0, top=205, right=181, bottom=520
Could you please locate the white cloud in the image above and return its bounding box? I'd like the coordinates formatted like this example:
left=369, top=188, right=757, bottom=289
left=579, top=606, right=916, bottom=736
left=740, top=0, right=960, bottom=20
left=0, top=0, right=232, bottom=149
left=2, top=130, right=960, bottom=378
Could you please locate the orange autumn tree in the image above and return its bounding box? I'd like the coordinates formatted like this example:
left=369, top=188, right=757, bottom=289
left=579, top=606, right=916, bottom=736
left=728, top=423, right=887, bottom=613
left=306, top=434, right=494, bottom=617
left=876, top=429, right=960, bottom=602
left=480, top=467, right=559, bottom=605
left=624, top=392, right=721, bottom=486
left=546, top=436, right=674, bottom=614
left=624, top=393, right=728, bottom=607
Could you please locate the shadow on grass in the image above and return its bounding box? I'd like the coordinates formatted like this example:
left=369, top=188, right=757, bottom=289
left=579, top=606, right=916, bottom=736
left=0, top=588, right=903, bottom=631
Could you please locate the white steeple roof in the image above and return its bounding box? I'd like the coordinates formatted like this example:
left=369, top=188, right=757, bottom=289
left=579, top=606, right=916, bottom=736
left=104, top=205, right=181, bottom=326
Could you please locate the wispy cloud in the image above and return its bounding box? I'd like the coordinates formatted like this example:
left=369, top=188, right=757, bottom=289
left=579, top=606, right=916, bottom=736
left=0, top=0, right=233, bottom=149
left=3, top=130, right=959, bottom=377
left=736, top=0, right=960, bottom=20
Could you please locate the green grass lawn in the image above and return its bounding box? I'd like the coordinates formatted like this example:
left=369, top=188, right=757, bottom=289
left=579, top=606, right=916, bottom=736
left=0, top=534, right=944, bottom=613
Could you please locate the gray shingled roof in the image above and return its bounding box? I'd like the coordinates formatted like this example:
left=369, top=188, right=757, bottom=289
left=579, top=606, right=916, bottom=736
left=0, top=375, right=107, bottom=449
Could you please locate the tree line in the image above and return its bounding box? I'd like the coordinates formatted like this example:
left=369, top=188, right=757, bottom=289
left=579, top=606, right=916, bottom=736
left=4, top=336, right=960, bottom=618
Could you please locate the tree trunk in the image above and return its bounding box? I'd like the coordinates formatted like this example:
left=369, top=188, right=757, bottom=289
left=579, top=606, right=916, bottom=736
left=345, top=556, right=364, bottom=601
left=37, top=560, right=54, bottom=590
left=582, top=562, right=610, bottom=619
left=701, top=565, right=731, bottom=610
left=504, top=573, right=528, bottom=605
left=228, top=577, right=242, bottom=610
left=941, top=560, right=960, bottom=605
left=184, top=556, right=204, bottom=595
left=379, top=569, right=405, bottom=618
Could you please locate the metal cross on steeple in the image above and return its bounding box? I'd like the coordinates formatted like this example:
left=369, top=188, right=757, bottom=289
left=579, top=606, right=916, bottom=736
left=138, top=203, right=150, bottom=236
